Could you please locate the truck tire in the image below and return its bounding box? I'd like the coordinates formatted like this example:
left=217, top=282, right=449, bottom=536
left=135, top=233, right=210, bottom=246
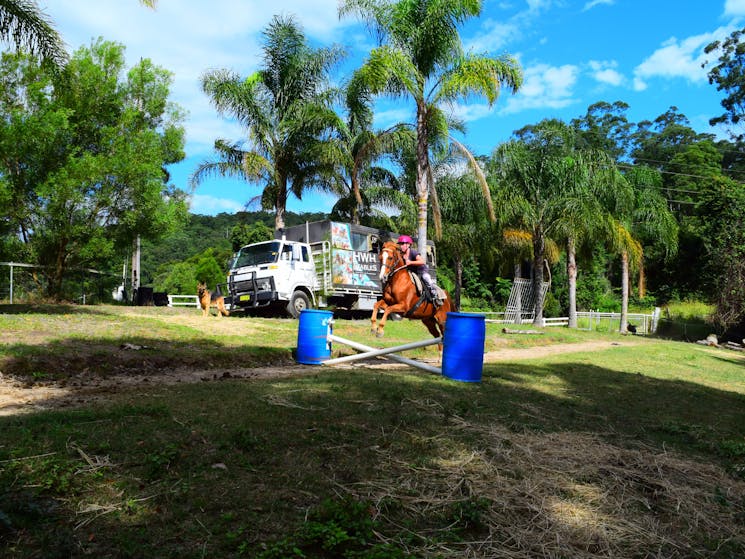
left=287, top=291, right=310, bottom=318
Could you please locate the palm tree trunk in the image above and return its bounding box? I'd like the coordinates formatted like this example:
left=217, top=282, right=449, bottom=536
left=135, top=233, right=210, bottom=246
left=567, top=237, right=578, bottom=329
left=415, top=101, right=429, bottom=259
left=454, top=255, right=463, bottom=311
left=620, top=250, right=629, bottom=333
left=275, top=179, right=288, bottom=232
left=351, top=170, right=362, bottom=225
left=532, top=227, right=545, bottom=327
left=638, top=260, right=646, bottom=299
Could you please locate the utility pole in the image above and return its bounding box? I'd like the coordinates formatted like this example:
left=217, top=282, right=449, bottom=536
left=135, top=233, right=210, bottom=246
left=131, top=235, right=140, bottom=303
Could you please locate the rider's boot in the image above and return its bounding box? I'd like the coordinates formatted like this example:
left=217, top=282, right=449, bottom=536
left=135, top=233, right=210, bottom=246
left=429, top=285, right=441, bottom=307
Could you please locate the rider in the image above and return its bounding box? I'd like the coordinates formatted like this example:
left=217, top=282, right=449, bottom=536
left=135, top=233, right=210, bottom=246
left=397, top=235, right=443, bottom=306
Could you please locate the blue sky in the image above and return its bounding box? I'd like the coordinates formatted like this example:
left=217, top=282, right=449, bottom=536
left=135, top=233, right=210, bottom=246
left=40, top=0, right=745, bottom=216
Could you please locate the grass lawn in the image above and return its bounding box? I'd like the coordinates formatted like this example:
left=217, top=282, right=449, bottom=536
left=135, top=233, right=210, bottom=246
left=0, top=305, right=743, bottom=558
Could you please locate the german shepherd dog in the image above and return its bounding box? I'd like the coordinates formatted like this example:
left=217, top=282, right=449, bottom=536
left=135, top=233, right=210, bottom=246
left=197, top=282, right=230, bottom=317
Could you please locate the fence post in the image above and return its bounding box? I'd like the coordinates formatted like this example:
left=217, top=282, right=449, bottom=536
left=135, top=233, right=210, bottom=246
left=651, top=307, right=661, bottom=334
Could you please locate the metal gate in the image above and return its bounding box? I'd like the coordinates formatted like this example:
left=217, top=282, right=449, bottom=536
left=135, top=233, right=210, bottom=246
left=504, top=278, right=549, bottom=323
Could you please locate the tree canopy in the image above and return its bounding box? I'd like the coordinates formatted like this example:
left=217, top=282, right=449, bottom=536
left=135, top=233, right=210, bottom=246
left=0, top=40, right=187, bottom=298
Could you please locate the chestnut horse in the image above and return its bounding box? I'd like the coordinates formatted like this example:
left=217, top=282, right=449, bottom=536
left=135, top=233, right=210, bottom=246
left=371, top=241, right=453, bottom=343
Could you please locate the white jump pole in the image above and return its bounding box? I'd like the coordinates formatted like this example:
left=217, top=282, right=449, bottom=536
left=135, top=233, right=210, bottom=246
left=324, top=334, right=442, bottom=375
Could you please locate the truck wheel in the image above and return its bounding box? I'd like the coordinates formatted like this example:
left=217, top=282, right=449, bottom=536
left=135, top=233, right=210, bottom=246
left=287, top=291, right=310, bottom=318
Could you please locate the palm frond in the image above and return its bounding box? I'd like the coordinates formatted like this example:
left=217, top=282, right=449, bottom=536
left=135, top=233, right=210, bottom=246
left=0, top=0, right=67, bottom=66
left=436, top=53, right=522, bottom=105
left=356, top=45, right=421, bottom=99
left=450, top=137, right=495, bottom=222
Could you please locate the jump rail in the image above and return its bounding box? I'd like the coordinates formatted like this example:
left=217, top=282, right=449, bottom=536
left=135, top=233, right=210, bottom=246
left=323, top=334, right=442, bottom=375
left=168, top=295, right=199, bottom=308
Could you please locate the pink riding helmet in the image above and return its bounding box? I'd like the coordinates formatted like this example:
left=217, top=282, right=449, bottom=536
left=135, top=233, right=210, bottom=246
left=397, top=234, right=413, bottom=244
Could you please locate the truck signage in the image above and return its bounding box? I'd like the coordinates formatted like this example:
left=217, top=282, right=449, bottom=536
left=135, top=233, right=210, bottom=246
left=330, top=222, right=381, bottom=290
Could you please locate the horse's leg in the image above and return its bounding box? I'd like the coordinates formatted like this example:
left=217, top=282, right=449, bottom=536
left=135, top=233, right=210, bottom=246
left=376, top=303, right=407, bottom=338
left=371, top=299, right=386, bottom=335
left=422, top=316, right=444, bottom=361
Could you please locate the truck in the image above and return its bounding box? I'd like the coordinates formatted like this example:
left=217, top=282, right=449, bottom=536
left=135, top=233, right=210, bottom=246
left=224, top=220, right=437, bottom=318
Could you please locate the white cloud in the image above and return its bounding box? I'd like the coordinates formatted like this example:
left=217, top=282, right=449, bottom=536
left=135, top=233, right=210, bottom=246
left=525, top=0, right=553, bottom=13
left=501, top=63, right=579, bottom=113
left=582, top=0, right=614, bottom=11
left=467, top=19, right=522, bottom=53
left=588, top=60, right=624, bottom=86
left=724, top=0, right=745, bottom=16
left=448, top=102, right=494, bottom=122
left=189, top=194, right=246, bottom=215
left=41, top=0, right=349, bottom=159
left=633, top=25, right=736, bottom=90
left=372, top=107, right=413, bottom=129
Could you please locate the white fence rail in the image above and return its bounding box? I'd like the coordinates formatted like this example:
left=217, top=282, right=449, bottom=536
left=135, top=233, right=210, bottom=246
left=482, top=308, right=661, bottom=334
left=168, top=295, right=199, bottom=308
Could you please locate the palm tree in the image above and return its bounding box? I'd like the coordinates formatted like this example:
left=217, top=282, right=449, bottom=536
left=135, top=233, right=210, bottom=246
left=327, top=92, right=414, bottom=225
left=490, top=120, right=592, bottom=326
left=617, top=165, right=677, bottom=333
left=0, top=0, right=66, bottom=66
left=435, top=168, right=496, bottom=311
left=561, top=150, right=632, bottom=328
left=339, top=0, right=522, bottom=257
left=193, top=15, right=344, bottom=231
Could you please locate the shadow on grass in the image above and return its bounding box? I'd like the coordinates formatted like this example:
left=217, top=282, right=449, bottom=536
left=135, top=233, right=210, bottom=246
left=0, top=333, right=296, bottom=383
left=0, top=303, right=127, bottom=316
left=1, top=356, right=744, bottom=557
left=481, top=361, right=745, bottom=450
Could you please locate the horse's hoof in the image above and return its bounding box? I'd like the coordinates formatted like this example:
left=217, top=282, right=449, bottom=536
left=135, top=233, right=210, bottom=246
left=376, top=331, right=384, bottom=338
left=370, top=328, right=377, bottom=336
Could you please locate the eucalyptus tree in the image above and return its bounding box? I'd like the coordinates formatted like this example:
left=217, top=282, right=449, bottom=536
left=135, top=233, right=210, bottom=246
left=339, top=0, right=522, bottom=258
left=571, top=100, right=633, bottom=161
left=0, top=40, right=187, bottom=297
left=703, top=26, right=745, bottom=140
left=0, top=0, right=66, bottom=66
left=193, top=15, right=344, bottom=231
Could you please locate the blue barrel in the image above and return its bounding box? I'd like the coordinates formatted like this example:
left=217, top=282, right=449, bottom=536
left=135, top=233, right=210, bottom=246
left=296, top=309, right=333, bottom=365
left=442, top=312, right=486, bottom=382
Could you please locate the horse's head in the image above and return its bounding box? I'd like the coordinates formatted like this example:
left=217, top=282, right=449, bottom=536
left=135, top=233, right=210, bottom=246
left=378, top=241, right=402, bottom=284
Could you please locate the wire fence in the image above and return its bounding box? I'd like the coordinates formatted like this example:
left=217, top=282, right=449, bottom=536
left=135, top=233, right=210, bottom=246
left=0, top=261, right=122, bottom=305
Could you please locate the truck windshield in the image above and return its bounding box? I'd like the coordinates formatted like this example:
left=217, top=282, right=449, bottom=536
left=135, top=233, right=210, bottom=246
left=232, top=242, right=281, bottom=268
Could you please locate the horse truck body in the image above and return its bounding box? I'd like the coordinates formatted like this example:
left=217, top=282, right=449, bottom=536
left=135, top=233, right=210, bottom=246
left=226, top=221, right=401, bottom=318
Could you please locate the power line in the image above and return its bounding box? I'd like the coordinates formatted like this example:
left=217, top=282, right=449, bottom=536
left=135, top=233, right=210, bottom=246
left=616, top=162, right=732, bottom=187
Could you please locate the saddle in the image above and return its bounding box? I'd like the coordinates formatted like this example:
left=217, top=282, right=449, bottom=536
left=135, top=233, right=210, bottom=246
left=407, top=271, right=443, bottom=307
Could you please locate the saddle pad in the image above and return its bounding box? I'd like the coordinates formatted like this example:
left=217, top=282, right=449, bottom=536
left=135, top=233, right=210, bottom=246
left=408, top=271, right=423, bottom=295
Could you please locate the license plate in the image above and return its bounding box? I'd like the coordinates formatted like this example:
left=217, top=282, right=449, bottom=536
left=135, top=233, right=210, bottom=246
left=239, top=294, right=251, bottom=301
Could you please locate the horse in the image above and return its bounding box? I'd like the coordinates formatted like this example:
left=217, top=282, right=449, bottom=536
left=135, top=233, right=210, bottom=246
left=371, top=241, right=453, bottom=347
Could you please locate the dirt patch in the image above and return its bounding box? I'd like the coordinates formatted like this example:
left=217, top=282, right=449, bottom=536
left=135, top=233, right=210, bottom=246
left=483, top=339, right=637, bottom=360
left=0, top=340, right=638, bottom=416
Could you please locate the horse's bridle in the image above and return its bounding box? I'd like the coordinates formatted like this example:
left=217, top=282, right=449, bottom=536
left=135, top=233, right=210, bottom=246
left=379, top=246, right=407, bottom=285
